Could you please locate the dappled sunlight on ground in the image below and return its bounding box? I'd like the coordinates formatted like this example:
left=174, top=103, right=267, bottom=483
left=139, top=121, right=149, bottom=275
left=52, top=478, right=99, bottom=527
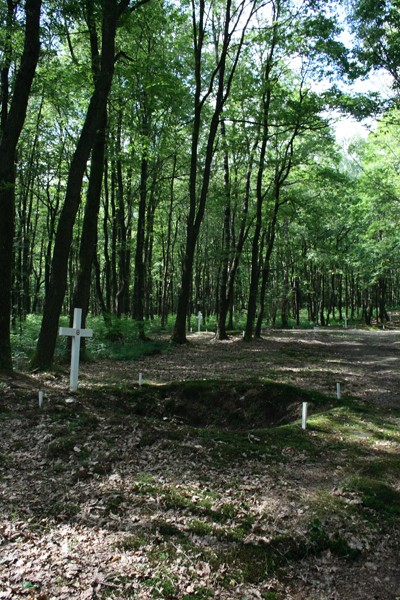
left=78, top=328, right=400, bottom=410
left=1, top=329, right=400, bottom=598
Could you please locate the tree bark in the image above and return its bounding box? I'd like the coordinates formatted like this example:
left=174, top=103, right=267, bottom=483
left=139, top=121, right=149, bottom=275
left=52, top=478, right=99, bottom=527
left=31, top=0, right=120, bottom=370
left=172, top=0, right=255, bottom=343
left=132, top=105, right=149, bottom=338
left=215, top=119, right=231, bottom=340
left=70, top=114, right=107, bottom=354
left=161, top=155, right=177, bottom=327
left=243, top=3, right=279, bottom=342
left=0, top=0, right=41, bottom=372
left=70, top=0, right=108, bottom=346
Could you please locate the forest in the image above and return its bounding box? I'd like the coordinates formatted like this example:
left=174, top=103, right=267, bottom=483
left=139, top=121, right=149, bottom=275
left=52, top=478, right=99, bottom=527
left=0, top=0, right=399, bottom=372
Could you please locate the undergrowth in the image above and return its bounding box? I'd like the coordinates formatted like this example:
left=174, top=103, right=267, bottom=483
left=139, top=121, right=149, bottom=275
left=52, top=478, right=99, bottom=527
left=10, top=314, right=170, bottom=366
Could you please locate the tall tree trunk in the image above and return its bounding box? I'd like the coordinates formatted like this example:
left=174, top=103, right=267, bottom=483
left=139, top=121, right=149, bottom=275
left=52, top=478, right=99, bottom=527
left=172, top=0, right=256, bottom=343
left=70, top=114, right=107, bottom=356
left=144, top=177, right=158, bottom=321
left=255, top=173, right=283, bottom=337
left=243, top=2, right=280, bottom=342
left=281, top=263, right=290, bottom=328
left=15, top=97, right=43, bottom=320
left=215, top=119, right=231, bottom=340
left=102, top=156, right=112, bottom=312
left=0, top=0, right=41, bottom=372
left=132, top=154, right=148, bottom=336
left=94, top=254, right=111, bottom=326
left=320, top=273, right=326, bottom=326
left=161, top=155, right=177, bottom=327
left=32, top=0, right=120, bottom=370
left=115, top=144, right=131, bottom=317
left=378, top=276, right=388, bottom=323
left=70, top=0, right=108, bottom=348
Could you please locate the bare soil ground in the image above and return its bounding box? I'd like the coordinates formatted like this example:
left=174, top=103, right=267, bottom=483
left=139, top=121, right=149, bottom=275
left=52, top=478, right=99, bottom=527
left=82, top=328, right=400, bottom=408
left=0, top=328, right=400, bottom=599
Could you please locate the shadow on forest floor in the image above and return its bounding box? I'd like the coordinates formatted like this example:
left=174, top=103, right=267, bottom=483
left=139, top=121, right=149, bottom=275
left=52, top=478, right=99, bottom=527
left=1, top=330, right=400, bottom=598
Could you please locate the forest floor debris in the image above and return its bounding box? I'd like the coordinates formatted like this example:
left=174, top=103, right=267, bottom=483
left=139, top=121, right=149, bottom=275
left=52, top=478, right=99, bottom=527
left=1, top=329, right=400, bottom=598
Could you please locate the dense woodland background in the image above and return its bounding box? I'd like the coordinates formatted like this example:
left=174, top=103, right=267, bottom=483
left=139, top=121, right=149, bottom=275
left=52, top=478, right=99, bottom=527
left=0, top=0, right=399, bottom=372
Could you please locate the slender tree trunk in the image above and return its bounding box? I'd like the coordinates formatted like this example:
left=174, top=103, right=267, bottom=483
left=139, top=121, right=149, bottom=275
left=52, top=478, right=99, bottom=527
left=243, top=3, right=280, bottom=341
left=281, top=229, right=290, bottom=329
left=338, top=273, right=343, bottom=321
left=15, top=98, right=43, bottom=320
left=144, top=179, right=157, bottom=321
left=70, top=114, right=107, bottom=356
left=32, top=0, right=120, bottom=370
left=172, top=223, right=198, bottom=342
left=132, top=114, right=149, bottom=338
left=378, top=276, right=388, bottom=323
left=115, top=149, right=130, bottom=316
left=161, top=155, right=177, bottom=327
left=216, top=119, right=231, bottom=340
left=255, top=176, right=282, bottom=337
left=215, top=125, right=255, bottom=339
left=0, top=0, right=41, bottom=372
left=70, top=0, right=108, bottom=348
left=172, top=0, right=255, bottom=343
left=94, top=254, right=112, bottom=326
left=320, top=273, right=326, bottom=326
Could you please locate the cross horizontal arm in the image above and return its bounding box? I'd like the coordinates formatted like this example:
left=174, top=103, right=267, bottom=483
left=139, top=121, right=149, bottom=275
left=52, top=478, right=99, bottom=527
left=59, top=327, right=93, bottom=338
left=59, top=327, right=76, bottom=336
left=78, top=329, right=93, bottom=338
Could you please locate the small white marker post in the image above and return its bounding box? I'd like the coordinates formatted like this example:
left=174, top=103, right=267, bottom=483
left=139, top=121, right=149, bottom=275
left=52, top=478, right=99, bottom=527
left=59, top=308, right=93, bottom=392
left=336, top=382, right=341, bottom=400
left=197, top=311, right=202, bottom=333
left=344, top=316, right=348, bottom=329
left=38, top=390, right=44, bottom=408
left=302, top=402, right=308, bottom=430
left=139, top=371, right=143, bottom=387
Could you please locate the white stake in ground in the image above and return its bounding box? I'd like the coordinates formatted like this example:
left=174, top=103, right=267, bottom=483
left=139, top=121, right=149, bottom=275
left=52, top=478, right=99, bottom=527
left=139, top=371, right=143, bottom=387
left=38, top=390, right=44, bottom=408
left=59, top=308, right=93, bottom=392
left=302, top=402, right=308, bottom=430
left=197, top=311, right=202, bottom=332
left=336, top=382, right=341, bottom=400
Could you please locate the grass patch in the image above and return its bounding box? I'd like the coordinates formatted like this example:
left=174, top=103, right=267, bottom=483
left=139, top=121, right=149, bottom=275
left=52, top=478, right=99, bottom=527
left=196, top=418, right=323, bottom=465
left=47, top=434, right=80, bottom=458
left=0, top=397, right=12, bottom=418
left=358, top=455, right=400, bottom=480
left=115, top=534, right=149, bottom=551
left=48, top=501, right=80, bottom=520
left=348, top=477, right=400, bottom=519
left=307, top=518, right=360, bottom=559
left=0, top=453, right=13, bottom=467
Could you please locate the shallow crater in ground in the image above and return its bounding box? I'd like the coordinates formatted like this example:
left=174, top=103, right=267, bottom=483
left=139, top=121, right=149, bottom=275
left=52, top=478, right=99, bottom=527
left=115, top=379, right=330, bottom=429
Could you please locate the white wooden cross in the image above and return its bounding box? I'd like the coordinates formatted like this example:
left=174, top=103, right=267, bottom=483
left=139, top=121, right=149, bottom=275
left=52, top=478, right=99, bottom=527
left=197, top=311, right=202, bottom=332
left=59, top=308, right=93, bottom=392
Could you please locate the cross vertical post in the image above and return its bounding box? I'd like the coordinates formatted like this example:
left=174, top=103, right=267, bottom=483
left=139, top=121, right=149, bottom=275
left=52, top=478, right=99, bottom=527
left=302, top=402, right=308, bottom=430
left=59, top=308, right=93, bottom=391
